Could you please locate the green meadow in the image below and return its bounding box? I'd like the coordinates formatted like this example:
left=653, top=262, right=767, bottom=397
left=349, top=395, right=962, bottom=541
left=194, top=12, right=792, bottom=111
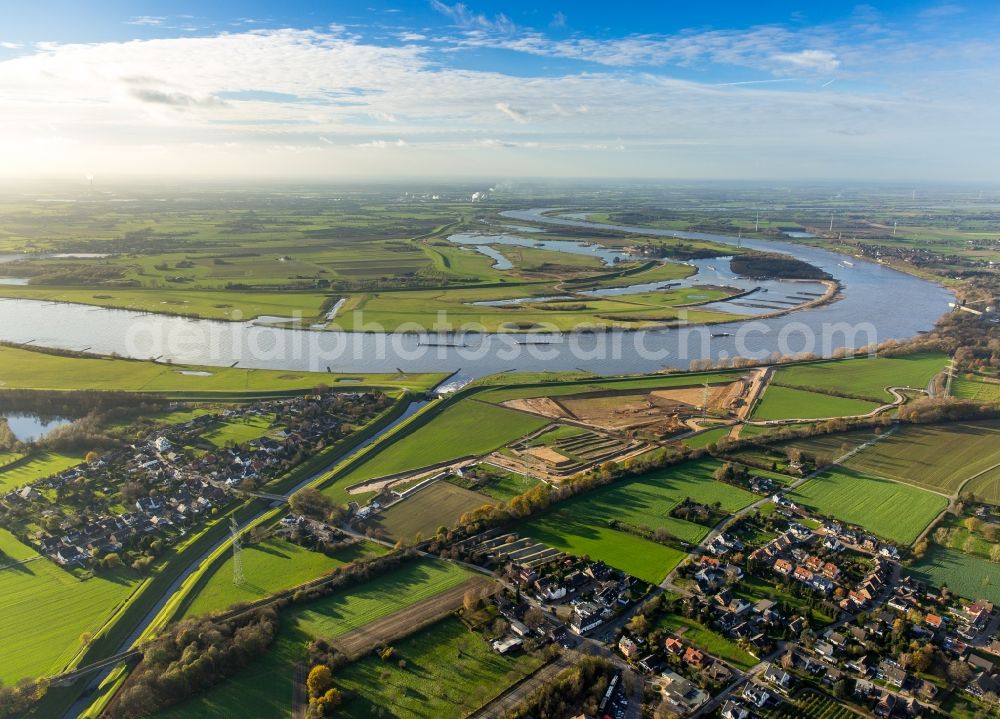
left=751, top=385, right=878, bottom=421
left=323, top=400, right=548, bottom=503
left=0, top=344, right=444, bottom=393
left=788, top=467, right=947, bottom=545
left=771, top=353, right=948, bottom=401
left=157, top=560, right=476, bottom=718
left=0, top=529, right=140, bottom=683
left=515, top=459, right=759, bottom=582
left=182, top=538, right=388, bottom=619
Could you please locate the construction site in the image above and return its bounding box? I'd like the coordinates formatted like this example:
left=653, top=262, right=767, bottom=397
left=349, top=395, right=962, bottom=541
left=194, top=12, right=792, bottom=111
left=500, top=370, right=767, bottom=437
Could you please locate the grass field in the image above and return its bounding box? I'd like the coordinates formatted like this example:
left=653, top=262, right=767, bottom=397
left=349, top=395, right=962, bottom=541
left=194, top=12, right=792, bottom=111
left=332, top=617, right=544, bottom=718
left=477, top=372, right=741, bottom=404
left=0, top=287, right=329, bottom=322
left=842, top=421, right=1000, bottom=495
left=515, top=459, right=759, bottom=582
left=751, top=385, right=878, bottom=421
left=683, top=426, right=731, bottom=449
left=182, top=538, right=388, bottom=619
left=0, top=345, right=444, bottom=394
left=772, top=353, right=948, bottom=401
left=374, top=482, right=499, bottom=541
left=788, top=467, right=947, bottom=545
left=199, top=415, right=275, bottom=448
left=653, top=613, right=757, bottom=669
left=909, top=545, right=1000, bottom=605
left=516, top=516, right=686, bottom=584
left=0, top=529, right=140, bottom=683
left=0, top=450, right=83, bottom=492
left=0, top=451, right=23, bottom=469
left=327, top=400, right=548, bottom=501
left=453, top=464, right=542, bottom=502
left=952, top=375, right=1000, bottom=403
left=157, top=560, right=475, bottom=718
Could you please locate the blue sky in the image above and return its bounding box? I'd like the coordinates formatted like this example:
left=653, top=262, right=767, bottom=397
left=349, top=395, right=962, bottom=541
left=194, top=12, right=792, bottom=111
left=0, top=1, right=998, bottom=180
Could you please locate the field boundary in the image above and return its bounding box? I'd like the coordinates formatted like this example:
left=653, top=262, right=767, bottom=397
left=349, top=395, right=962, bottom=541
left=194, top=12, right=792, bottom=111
left=330, top=575, right=496, bottom=659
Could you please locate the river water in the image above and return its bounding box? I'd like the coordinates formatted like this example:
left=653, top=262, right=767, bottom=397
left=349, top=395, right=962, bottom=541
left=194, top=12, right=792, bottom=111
left=0, top=209, right=954, bottom=379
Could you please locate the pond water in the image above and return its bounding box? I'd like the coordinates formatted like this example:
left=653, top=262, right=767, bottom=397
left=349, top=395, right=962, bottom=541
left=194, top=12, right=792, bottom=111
left=3, top=413, right=72, bottom=442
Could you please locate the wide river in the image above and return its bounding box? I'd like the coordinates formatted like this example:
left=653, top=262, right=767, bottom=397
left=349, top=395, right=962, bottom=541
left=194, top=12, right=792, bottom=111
left=0, top=209, right=954, bottom=382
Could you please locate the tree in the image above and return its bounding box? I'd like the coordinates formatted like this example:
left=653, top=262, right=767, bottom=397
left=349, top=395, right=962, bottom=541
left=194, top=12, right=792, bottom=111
left=307, top=665, right=333, bottom=698
left=964, top=516, right=980, bottom=533
left=318, top=687, right=342, bottom=714
left=463, top=588, right=481, bottom=613
left=627, top=614, right=649, bottom=637
left=947, top=660, right=973, bottom=685
left=524, top=606, right=545, bottom=630
left=991, top=543, right=1000, bottom=564
left=290, top=488, right=336, bottom=522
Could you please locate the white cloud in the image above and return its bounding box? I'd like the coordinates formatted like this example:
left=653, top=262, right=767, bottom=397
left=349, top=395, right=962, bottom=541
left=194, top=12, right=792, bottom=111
left=353, top=139, right=407, bottom=149
left=430, top=1, right=515, bottom=34
left=126, top=16, right=167, bottom=26
left=773, top=49, right=840, bottom=73
left=495, top=102, right=528, bottom=123
left=0, top=41, right=22, bottom=50
left=0, top=25, right=995, bottom=180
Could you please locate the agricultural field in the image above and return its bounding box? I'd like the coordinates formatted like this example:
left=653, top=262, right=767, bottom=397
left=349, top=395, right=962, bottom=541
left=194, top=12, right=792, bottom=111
left=373, top=482, right=499, bottom=541
left=0, top=529, right=140, bottom=683
left=788, top=467, right=947, bottom=545
left=0, top=450, right=83, bottom=492
left=842, top=421, right=1000, bottom=495
left=952, top=374, right=1000, bottom=403
left=776, top=430, right=878, bottom=460
left=515, top=515, right=686, bottom=584
left=908, top=545, right=1000, bottom=605
left=770, top=353, right=947, bottom=401
left=327, top=400, right=548, bottom=501
left=0, top=344, right=445, bottom=394
left=515, top=459, right=759, bottom=582
left=767, top=690, right=865, bottom=719
left=750, top=385, right=878, bottom=421
left=653, top=613, right=757, bottom=669
left=331, top=617, right=544, bottom=718
left=965, top=465, right=1000, bottom=504
left=182, top=538, right=388, bottom=619
left=157, top=560, right=476, bottom=718
left=0, top=451, right=23, bottom=469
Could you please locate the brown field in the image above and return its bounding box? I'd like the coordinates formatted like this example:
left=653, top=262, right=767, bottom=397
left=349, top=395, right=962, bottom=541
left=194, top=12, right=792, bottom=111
left=503, top=380, right=746, bottom=433
left=331, top=576, right=496, bottom=659
left=374, top=482, right=500, bottom=540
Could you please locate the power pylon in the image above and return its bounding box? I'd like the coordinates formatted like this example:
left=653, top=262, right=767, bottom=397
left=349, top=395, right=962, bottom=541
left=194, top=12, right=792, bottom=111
left=230, top=516, right=245, bottom=586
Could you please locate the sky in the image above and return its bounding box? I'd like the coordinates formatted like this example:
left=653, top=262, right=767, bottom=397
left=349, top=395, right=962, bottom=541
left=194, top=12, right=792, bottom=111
left=0, top=0, right=998, bottom=182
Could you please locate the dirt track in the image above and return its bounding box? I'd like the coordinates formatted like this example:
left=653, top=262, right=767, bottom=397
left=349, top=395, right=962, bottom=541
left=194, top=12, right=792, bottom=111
left=331, top=576, right=496, bottom=659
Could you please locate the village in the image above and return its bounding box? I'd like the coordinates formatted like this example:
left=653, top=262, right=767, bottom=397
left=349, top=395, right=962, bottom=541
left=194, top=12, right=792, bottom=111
left=0, top=391, right=391, bottom=569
